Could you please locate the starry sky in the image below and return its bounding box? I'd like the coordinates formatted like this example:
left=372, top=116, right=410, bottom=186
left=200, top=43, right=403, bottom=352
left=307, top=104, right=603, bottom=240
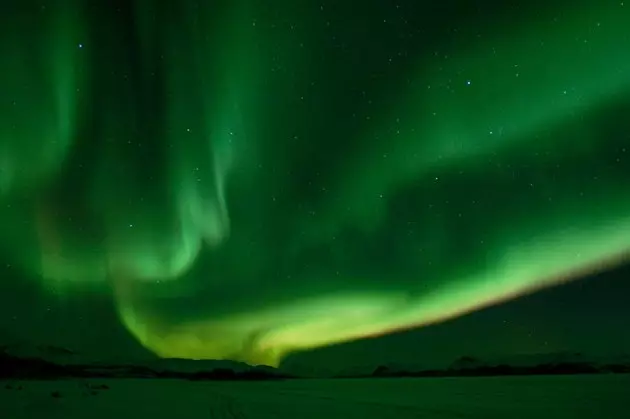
left=1, top=0, right=630, bottom=370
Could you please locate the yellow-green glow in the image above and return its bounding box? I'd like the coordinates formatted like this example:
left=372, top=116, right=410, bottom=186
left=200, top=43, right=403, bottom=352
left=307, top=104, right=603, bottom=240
left=117, top=210, right=630, bottom=366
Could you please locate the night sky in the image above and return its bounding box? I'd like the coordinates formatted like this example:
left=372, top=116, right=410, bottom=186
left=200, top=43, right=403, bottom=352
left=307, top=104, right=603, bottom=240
left=1, top=0, right=630, bottom=370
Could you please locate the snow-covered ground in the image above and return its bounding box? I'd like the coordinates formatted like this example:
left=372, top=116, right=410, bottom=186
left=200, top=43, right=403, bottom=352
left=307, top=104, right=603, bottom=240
left=2, top=374, right=628, bottom=418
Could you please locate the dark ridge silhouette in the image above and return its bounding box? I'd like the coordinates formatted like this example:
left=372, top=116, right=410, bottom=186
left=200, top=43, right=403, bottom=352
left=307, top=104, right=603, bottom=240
left=359, top=355, right=630, bottom=379
left=188, top=367, right=294, bottom=381
left=0, top=351, right=78, bottom=379
left=0, top=347, right=293, bottom=381
left=2, top=343, right=629, bottom=381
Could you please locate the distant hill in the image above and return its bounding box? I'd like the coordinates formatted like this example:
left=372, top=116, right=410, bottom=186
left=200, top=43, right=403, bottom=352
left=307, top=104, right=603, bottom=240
left=333, top=362, right=426, bottom=379
left=139, top=358, right=273, bottom=374
left=0, top=343, right=293, bottom=381
left=363, top=352, right=630, bottom=379
left=3, top=344, right=628, bottom=381
left=0, top=342, right=106, bottom=367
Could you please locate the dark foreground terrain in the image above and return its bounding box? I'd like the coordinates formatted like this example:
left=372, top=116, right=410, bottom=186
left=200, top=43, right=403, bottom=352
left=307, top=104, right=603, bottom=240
left=2, top=374, right=629, bottom=418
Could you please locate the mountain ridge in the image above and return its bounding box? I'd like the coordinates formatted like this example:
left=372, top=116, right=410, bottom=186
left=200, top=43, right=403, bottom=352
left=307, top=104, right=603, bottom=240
left=2, top=343, right=629, bottom=379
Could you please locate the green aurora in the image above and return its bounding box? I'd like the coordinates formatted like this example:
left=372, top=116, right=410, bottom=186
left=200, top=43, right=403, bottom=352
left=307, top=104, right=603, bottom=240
left=1, top=0, right=629, bottom=366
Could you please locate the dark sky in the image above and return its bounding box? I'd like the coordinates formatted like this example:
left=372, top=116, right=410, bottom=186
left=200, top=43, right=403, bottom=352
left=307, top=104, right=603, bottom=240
left=1, top=0, right=629, bottom=370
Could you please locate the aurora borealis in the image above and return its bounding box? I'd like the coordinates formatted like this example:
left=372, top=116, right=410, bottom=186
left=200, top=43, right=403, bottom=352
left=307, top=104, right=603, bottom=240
left=1, top=0, right=630, bottom=368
